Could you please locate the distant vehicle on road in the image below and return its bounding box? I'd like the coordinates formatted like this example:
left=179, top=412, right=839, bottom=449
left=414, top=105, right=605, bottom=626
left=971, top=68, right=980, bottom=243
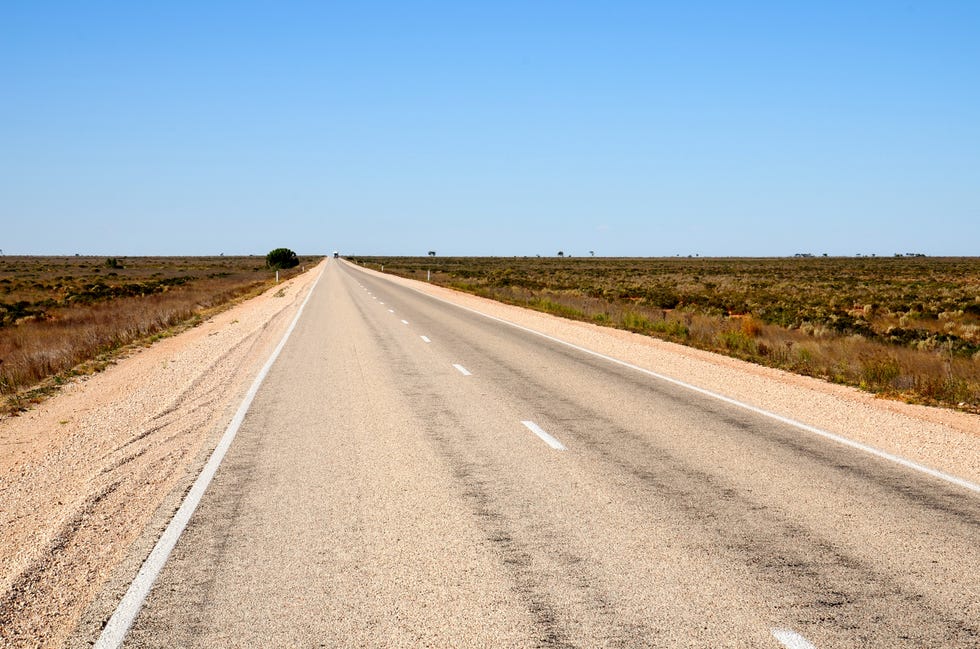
left=333, top=251, right=339, bottom=259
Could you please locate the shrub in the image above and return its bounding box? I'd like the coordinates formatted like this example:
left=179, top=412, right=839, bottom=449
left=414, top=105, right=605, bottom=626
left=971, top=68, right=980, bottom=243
left=740, top=316, right=763, bottom=337
left=527, top=297, right=585, bottom=319
left=266, top=248, right=299, bottom=269
left=719, top=330, right=757, bottom=355
left=622, top=311, right=653, bottom=332
left=0, top=256, right=304, bottom=404
left=645, top=284, right=680, bottom=308
left=648, top=318, right=689, bottom=338
left=860, top=356, right=902, bottom=391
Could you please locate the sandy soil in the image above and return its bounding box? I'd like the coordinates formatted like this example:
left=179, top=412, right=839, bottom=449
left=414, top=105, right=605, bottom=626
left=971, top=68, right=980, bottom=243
left=0, top=265, right=322, bottom=648
left=2, top=258, right=978, bottom=648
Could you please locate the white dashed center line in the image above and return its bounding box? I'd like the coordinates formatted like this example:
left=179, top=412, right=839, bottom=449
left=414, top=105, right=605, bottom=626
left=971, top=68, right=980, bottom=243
left=420, top=336, right=432, bottom=343
left=388, top=309, right=394, bottom=313
left=453, top=364, right=472, bottom=376
left=771, top=629, right=817, bottom=649
left=521, top=421, right=567, bottom=451
left=401, top=319, right=409, bottom=325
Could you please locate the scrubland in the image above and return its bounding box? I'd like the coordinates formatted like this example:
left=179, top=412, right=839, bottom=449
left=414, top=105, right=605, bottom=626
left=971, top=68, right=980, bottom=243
left=353, top=256, right=980, bottom=412
left=0, top=256, right=317, bottom=413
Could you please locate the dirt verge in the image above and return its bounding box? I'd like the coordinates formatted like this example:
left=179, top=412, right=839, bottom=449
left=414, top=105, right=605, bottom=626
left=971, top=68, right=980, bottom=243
left=0, top=264, right=322, bottom=648
left=360, top=263, right=980, bottom=486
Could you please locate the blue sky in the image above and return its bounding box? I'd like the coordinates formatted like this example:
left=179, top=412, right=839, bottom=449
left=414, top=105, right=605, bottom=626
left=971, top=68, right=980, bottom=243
left=2, top=1, right=978, bottom=256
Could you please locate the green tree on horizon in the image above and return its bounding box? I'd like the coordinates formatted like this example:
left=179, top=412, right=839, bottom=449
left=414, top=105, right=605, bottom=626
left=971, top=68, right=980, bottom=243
left=266, top=248, right=299, bottom=269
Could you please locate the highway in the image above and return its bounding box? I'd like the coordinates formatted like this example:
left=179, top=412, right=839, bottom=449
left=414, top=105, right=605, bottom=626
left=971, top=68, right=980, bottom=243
left=110, top=259, right=979, bottom=648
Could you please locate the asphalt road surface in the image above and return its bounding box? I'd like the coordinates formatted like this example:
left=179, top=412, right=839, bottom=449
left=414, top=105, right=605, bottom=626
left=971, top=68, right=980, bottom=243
left=115, top=259, right=979, bottom=648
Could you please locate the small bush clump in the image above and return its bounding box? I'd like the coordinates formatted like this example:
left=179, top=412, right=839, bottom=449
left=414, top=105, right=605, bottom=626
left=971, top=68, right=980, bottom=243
left=266, top=248, right=299, bottom=269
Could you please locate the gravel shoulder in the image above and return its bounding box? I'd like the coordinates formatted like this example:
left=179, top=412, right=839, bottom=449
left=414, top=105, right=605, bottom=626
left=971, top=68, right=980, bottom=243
left=2, top=258, right=977, bottom=647
left=0, top=264, right=322, bottom=648
left=356, top=263, right=980, bottom=486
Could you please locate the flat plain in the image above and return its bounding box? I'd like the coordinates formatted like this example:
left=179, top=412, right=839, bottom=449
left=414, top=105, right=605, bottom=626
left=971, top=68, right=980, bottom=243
left=352, top=255, right=980, bottom=412
left=0, top=255, right=317, bottom=413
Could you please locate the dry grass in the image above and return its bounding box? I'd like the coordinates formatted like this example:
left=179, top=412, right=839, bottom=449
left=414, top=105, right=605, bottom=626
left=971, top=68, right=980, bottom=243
left=0, top=256, right=318, bottom=413
left=352, top=256, right=980, bottom=412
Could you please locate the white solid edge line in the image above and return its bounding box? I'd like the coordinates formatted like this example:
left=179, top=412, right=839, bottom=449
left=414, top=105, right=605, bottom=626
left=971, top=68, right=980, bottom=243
left=453, top=363, right=472, bottom=376
left=420, top=335, right=432, bottom=343
left=94, top=266, right=325, bottom=649
left=772, top=628, right=818, bottom=649
left=351, top=265, right=980, bottom=495
left=521, top=420, right=567, bottom=451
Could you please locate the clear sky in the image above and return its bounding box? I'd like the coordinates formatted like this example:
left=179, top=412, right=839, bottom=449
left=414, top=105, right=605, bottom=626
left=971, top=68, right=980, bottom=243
left=2, top=1, right=978, bottom=257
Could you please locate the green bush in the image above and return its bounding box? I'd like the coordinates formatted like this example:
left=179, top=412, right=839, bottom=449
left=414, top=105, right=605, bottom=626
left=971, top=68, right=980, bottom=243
left=527, top=297, right=585, bottom=319
left=718, top=330, right=757, bottom=355
left=621, top=311, right=653, bottom=332
left=266, top=248, right=299, bottom=269
left=649, top=319, right=689, bottom=338
left=860, top=356, right=902, bottom=391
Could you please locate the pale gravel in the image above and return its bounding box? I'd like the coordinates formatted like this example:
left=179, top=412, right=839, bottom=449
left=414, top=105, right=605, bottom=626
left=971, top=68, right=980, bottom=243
left=2, top=258, right=978, bottom=648
left=0, top=266, right=321, bottom=649
left=360, top=263, right=980, bottom=486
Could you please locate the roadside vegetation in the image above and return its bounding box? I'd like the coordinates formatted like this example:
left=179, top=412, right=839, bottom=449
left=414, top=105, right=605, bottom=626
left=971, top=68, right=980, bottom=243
left=0, top=255, right=318, bottom=414
left=266, top=247, right=300, bottom=269
left=351, top=256, right=980, bottom=413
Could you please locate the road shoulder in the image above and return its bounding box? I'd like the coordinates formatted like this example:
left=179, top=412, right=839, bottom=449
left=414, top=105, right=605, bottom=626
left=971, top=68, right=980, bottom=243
left=352, top=262, right=980, bottom=487
left=0, top=262, right=323, bottom=648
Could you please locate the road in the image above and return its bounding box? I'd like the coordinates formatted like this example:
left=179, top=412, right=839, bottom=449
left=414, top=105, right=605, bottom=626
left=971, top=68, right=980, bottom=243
left=112, top=259, right=979, bottom=647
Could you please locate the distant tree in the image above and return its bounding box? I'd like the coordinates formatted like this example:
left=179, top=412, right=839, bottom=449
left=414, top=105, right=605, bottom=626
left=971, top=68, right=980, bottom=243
left=428, top=250, right=436, bottom=256
left=557, top=251, right=564, bottom=257
left=105, top=257, right=122, bottom=269
left=266, top=248, right=299, bottom=269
